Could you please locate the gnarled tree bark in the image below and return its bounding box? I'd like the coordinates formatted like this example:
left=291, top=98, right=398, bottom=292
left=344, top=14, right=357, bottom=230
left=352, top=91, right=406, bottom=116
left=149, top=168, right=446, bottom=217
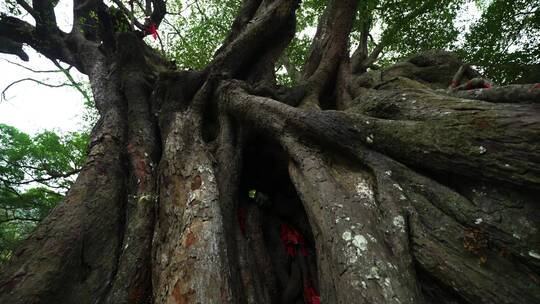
left=0, top=0, right=539, bottom=303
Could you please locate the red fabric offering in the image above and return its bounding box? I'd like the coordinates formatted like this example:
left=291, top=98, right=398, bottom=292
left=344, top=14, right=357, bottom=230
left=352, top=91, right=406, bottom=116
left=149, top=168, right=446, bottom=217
left=280, top=224, right=307, bottom=257
left=304, top=284, right=321, bottom=304
left=148, top=23, right=158, bottom=40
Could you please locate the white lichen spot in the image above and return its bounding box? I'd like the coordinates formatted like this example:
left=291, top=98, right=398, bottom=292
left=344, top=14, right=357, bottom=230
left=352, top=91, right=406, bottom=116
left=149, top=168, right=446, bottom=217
left=475, top=218, right=483, bottom=225
left=351, top=280, right=361, bottom=289
left=392, top=183, right=403, bottom=191
left=367, top=233, right=378, bottom=243
left=188, top=190, right=201, bottom=203
left=478, top=146, right=487, bottom=154
left=505, top=163, right=511, bottom=167
left=356, top=180, right=374, bottom=202
left=366, top=121, right=370, bottom=125
left=529, top=251, right=540, bottom=260
left=384, top=170, right=392, bottom=176
left=361, top=281, right=367, bottom=289
left=352, top=235, right=368, bottom=251
left=393, top=215, right=405, bottom=232
left=366, top=266, right=380, bottom=280
left=513, top=233, right=521, bottom=240
left=384, top=278, right=391, bottom=287
left=336, top=204, right=343, bottom=208
left=344, top=246, right=358, bottom=264
left=366, top=134, right=374, bottom=144
left=342, top=231, right=353, bottom=242
left=399, top=194, right=407, bottom=201
left=161, top=253, right=168, bottom=264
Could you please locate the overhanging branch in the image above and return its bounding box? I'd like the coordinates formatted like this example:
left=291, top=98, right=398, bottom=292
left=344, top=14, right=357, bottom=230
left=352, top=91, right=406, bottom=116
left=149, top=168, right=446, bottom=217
left=0, top=14, right=80, bottom=68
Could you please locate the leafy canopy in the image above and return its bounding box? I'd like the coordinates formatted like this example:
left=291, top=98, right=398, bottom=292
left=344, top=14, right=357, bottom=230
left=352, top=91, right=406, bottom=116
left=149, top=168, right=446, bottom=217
left=160, top=0, right=538, bottom=85
left=0, top=124, right=88, bottom=263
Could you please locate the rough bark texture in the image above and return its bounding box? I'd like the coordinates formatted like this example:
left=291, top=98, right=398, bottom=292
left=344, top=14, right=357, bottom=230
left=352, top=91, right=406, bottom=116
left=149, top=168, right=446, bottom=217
left=1, top=1, right=539, bottom=303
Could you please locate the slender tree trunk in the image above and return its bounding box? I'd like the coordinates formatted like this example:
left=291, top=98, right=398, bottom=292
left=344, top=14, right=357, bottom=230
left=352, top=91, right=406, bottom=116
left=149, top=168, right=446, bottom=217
left=0, top=1, right=539, bottom=303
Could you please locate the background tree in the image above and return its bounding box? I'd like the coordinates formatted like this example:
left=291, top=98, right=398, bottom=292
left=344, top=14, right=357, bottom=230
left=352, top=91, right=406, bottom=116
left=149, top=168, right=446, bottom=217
left=0, top=0, right=539, bottom=304
left=0, top=124, right=88, bottom=263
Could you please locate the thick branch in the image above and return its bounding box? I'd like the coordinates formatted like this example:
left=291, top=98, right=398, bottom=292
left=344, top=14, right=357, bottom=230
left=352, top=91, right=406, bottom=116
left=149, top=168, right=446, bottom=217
left=0, top=14, right=80, bottom=68
left=32, top=0, right=58, bottom=34
left=15, top=0, right=37, bottom=18
left=210, top=0, right=298, bottom=79
left=302, top=0, right=358, bottom=97
left=0, top=36, right=28, bottom=61
left=218, top=0, right=262, bottom=49
left=348, top=89, right=540, bottom=189
left=447, top=84, right=540, bottom=103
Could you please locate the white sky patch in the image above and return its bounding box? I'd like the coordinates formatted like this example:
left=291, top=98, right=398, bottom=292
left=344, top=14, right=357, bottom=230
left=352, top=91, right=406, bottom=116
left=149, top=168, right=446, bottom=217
left=0, top=0, right=87, bottom=135
left=453, top=1, right=482, bottom=47
left=0, top=51, right=88, bottom=135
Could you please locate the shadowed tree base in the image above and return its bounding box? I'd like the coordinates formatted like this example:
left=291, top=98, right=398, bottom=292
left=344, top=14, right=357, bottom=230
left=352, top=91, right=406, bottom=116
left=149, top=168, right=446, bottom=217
left=0, top=0, right=539, bottom=303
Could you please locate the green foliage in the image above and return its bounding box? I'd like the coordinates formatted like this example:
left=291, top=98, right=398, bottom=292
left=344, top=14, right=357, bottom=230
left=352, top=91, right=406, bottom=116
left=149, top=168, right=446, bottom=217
left=1, top=0, right=22, bottom=15
left=0, top=124, right=89, bottom=263
left=374, top=0, right=464, bottom=67
left=166, top=0, right=242, bottom=69
left=460, top=0, right=540, bottom=84
left=143, top=0, right=538, bottom=84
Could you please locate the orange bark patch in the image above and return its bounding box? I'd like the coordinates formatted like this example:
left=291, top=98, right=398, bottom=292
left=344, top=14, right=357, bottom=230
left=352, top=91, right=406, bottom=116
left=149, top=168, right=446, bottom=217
left=184, top=231, right=198, bottom=248
left=172, top=280, right=195, bottom=304
left=191, top=175, right=202, bottom=190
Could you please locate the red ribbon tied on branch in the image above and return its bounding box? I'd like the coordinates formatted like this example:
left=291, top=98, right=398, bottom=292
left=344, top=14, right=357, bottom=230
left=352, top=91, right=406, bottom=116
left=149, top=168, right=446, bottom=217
left=148, top=22, right=158, bottom=40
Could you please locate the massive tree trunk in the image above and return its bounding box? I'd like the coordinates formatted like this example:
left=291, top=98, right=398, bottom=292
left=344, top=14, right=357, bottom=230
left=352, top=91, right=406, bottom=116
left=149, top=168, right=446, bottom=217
left=1, top=0, right=539, bottom=303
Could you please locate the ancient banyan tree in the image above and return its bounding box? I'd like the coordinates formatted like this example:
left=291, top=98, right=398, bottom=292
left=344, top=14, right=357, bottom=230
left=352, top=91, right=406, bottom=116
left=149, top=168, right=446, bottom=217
left=0, top=0, right=539, bottom=303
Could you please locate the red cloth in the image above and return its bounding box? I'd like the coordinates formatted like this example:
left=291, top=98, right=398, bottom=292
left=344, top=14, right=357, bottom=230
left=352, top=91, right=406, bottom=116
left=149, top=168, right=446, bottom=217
left=148, top=23, right=158, bottom=40
left=280, top=224, right=307, bottom=257
left=237, top=207, right=246, bottom=235
left=304, top=284, right=321, bottom=304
